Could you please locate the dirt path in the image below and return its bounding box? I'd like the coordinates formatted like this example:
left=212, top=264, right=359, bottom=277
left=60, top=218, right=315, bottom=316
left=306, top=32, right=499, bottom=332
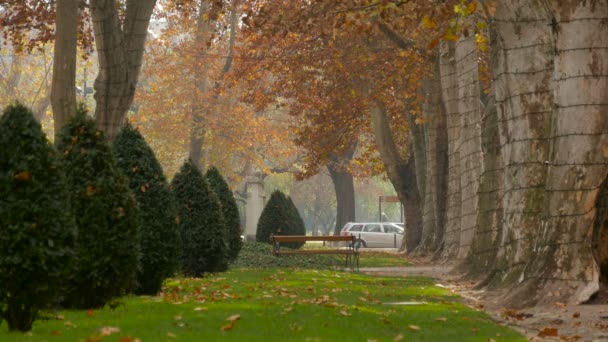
left=360, top=263, right=608, bottom=341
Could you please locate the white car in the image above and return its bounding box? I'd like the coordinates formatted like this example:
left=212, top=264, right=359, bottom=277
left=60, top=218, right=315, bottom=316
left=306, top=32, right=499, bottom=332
left=340, top=222, right=404, bottom=248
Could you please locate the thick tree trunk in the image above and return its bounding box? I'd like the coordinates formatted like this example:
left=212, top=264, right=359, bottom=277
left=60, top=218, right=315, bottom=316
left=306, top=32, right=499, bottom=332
left=487, top=0, right=555, bottom=300
left=369, top=100, right=423, bottom=252
left=439, top=41, right=462, bottom=259
left=415, top=53, right=448, bottom=255
left=507, top=0, right=608, bottom=306
left=328, top=150, right=356, bottom=235
left=455, top=34, right=484, bottom=262
left=51, top=0, right=78, bottom=136
left=90, top=0, right=156, bottom=141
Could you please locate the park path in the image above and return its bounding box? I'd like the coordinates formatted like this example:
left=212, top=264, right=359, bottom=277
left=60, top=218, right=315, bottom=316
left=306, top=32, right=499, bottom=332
left=359, top=260, right=608, bottom=341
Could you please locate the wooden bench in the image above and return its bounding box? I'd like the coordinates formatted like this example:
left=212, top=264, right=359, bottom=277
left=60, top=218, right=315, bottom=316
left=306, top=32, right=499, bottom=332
left=270, top=235, right=359, bottom=270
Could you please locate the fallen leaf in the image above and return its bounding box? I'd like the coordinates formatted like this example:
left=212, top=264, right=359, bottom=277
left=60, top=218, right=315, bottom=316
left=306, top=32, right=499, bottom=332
left=86, top=185, right=95, bottom=196
left=408, top=325, right=420, bottom=332
left=488, top=339, right=496, bottom=342
left=167, top=332, right=177, bottom=338
left=51, top=331, right=61, bottom=336
left=471, top=327, right=479, bottom=332
left=140, top=185, right=147, bottom=193
left=538, top=327, right=559, bottom=337
left=64, top=321, right=73, bottom=327
left=174, top=316, right=182, bottom=321
left=194, top=307, right=208, bottom=311
left=226, top=314, right=241, bottom=322
left=55, top=315, right=65, bottom=320
left=222, top=320, right=237, bottom=331
left=100, top=326, right=121, bottom=336
left=86, top=310, right=96, bottom=317
left=573, top=312, right=580, bottom=318
left=339, top=310, right=351, bottom=316
left=435, top=317, right=448, bottom=322
left=394, top=334, right=404, bottom=342
left=554, top=302, right=566, bottom=308
left=119, top=337, right=133, bottom=342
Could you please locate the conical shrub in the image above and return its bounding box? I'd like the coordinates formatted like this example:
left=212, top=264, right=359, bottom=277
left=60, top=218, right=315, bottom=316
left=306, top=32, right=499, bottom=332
left=0, top=103, right=76, bottom=331
left=256, top=190, right=304, bottom=249
left=172, top=160, right=228, bottom=276
left=205, top=166, right=242, bottom=262
left=56, top=108, right=141, bottom=308
left=113, top=123, right=179, bottom=295
left=285, top=195, right=306, bottom=248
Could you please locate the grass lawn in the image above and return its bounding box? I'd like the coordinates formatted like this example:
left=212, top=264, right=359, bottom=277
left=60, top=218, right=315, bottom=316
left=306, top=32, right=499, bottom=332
left=1, top=265, right=524, bottom=341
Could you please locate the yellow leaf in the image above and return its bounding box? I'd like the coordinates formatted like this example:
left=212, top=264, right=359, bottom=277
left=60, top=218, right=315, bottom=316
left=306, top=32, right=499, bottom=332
left=194, top=307, right=208, bottom=311
left=408, top=325, right=421, bottom=332
left=394, top=334, right=404, bottom=342
left=99, top=326, right=121, bottom=336
left=435, top=317, right=448, bottom=322
left=339, top=310, right=351, bottom=316
left=467, top=2, right=477, bottom=13
left=422, top=15, right=437, bottom=29
left=14, top=171, right=31, bottom=182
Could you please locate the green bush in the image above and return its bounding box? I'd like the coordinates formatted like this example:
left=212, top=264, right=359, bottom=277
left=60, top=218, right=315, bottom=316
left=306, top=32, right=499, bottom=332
left=0, top=103, right=76, bottom=331
left=56, top=109, right=141, bottom=309
left=286, top=195, right=306, bottom=243
left=205, top=167, right=242, bottom=262
left=113, top=123, right=179, bottom=295
left=172, top=160, right=228, bottom=276
left=256, top=190, right=304, bottom=249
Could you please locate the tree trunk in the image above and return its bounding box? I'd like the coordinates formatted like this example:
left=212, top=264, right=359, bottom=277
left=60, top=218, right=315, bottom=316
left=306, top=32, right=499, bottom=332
left=507, top=0, right=608, bottom=306
left=327, top=158, right=356, bottom=236
left=90, top=0, right=156, bottom=141
left=189, top=0, right=212, bottom=169
left=369, top=100, right=423, bottom=252
left=487, top=0, right=555, bottom=301
left=51, top=0, right=78, bottom=136
left=439, top=40, right=462, bottom=259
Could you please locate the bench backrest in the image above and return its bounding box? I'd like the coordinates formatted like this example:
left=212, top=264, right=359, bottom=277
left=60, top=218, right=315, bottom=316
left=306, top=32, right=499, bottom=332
left=270, top=235, right=354, bottom=243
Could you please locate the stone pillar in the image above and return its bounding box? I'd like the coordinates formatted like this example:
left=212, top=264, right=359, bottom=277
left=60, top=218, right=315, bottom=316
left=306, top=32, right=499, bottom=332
left=244, top=173, right=266, bottom=240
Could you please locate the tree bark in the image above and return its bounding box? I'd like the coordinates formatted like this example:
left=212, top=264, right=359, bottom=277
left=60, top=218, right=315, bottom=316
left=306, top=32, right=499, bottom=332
left=51, top=0, right=79, bottom=136
left=369, top=99, right=423, bottom=252
left=90, top=0, right=156, bottom=141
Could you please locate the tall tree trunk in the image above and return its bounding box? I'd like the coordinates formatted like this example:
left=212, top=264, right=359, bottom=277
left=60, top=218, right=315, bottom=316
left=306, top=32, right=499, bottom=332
left=487, top=0, right=555, bottom=303
left=439, top=40, right=462, bottom=259
left=51, top=0, right=78, bottom=136
left=508, top=0, right=608, bottom=306
left=90, top=0, right=156, bottom=141
left=189, top=0, right=211, bottom=169
left=455, top=34, right=484, bottom=262
left=369, top=100, right=423, bottom=252
left=328, top=150, right=356, bottom=235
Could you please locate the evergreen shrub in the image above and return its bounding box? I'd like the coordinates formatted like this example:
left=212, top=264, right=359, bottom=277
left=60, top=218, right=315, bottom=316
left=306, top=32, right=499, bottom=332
left=56, top=108, right=140, bottom=308
left=205, top=167, right=242, bottom=262
left=172, top=160, right=228, bottom=276
left=113, top=123, right=179, bottom=295
left=0, top=103, right=76, bottom=331
left=256, top=190, right=305, bottom=249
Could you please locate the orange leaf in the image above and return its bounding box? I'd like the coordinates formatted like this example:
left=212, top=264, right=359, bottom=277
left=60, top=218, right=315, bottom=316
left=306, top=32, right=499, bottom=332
left=14, top=171, right=31, bottom=182
left=51, top=331, right=61, bottom=336
left=467, top=2, right=477, bottom=13
left=221, top=320, right=237, bottom=331
left=140, top=185, right=147, bottom=193
left=86, top=185, right=95, bottom=196
left=538, top=327, right=558, bottom=337
left=86, top=310, right=96, bottom=317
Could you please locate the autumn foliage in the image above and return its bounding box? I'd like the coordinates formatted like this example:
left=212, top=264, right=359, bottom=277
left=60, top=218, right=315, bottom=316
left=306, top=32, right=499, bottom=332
left=56, top=108, right=141, bottom=309
left=205, top=166, right=243, bottom=262
left=256, top=190, right=305, bottom=249
left=0, top=104, right=77, bottom=331
left=172, top=160, right=228, bottom=276
left=113, top=123, right=180, bottom=295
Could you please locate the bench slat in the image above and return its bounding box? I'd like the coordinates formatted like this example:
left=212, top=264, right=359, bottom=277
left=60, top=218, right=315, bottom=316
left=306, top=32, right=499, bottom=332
left=273, top=250, right=356, bottom=255
left=271, top=235, right=354, bottom=242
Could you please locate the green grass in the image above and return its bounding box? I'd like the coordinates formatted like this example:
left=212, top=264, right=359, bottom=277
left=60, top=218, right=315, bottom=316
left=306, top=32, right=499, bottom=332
left=1, top=267, right=524, bottom=341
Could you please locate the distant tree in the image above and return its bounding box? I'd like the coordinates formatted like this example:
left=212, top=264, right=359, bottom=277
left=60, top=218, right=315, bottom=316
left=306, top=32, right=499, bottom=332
left=56, top=107, right=141, bottom=308
left=172, top=160, right=228, bottom=276
left=113, top=123, right=179, bottom=294
left=0, top=104, right=77, bottom=331
left=205, top=166, right=243, bottom=262
left=257, top=190, right=304, bottom=249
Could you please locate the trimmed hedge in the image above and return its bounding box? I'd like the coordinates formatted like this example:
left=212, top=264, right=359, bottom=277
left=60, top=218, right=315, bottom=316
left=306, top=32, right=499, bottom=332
left=172, top=160, right=228, bottom=276
left=0, top=104, right=77, bottom=331
left=56, top=109, right=141, bottom=309
left=113, top=123, right=179, bottom=295
left=205, top=167, right=242, bottom=262
left=256, top=190, right=304, bottom=249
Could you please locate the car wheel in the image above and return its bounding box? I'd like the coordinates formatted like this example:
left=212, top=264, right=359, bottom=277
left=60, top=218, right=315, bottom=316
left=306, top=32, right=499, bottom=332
left=354, top=239, right=366, bottom=249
